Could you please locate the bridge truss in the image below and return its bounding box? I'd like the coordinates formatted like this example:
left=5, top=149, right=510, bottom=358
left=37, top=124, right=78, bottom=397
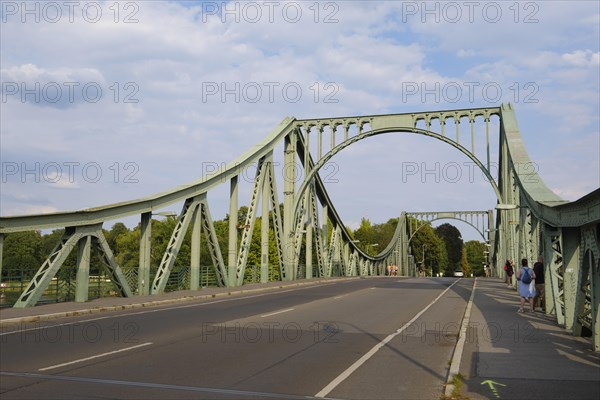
left=1, top=104, right=598, bottom=350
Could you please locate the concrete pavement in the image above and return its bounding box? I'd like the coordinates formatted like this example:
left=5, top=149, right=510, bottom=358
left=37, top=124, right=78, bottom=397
left=456, top=278, right=600, bottom=400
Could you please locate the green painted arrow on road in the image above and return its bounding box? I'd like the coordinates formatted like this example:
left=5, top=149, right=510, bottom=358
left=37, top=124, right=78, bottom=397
left=481, top=380, right=506, bottom=398
left=481, top=380, right=507, bottom=389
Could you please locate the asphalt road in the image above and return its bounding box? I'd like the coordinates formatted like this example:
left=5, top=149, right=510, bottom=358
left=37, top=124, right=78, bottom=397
left=0, top=277, right=473, bottom=399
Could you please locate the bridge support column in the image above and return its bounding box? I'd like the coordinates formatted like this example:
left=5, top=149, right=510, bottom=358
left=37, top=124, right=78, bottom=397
left=305, top=216, right=313, bottom=279
left=190, top=205, right=201, bottom=290
left=228, top=177, right=238, bottom=287
left=261, top=173, right=270, bottom=283
left=75, top=236, right=91, bottom=302
left=562, top=228, right=581, bottom=332
left=282, top=132, right=297, bottom=281
left=139, top=212, right=151, bottom=295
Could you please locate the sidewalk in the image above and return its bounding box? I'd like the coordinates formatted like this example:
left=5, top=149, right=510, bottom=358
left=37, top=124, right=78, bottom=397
left=457, top=278, right=600, bottom=399
left=0, top=277, right=358, bottom=325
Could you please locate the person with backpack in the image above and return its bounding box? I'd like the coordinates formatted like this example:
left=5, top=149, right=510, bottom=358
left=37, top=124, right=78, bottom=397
left=516, top=258, right=536, bottom=312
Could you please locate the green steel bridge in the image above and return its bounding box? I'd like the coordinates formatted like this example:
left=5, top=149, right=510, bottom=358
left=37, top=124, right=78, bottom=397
left=1, top=103, right=598, bottom=350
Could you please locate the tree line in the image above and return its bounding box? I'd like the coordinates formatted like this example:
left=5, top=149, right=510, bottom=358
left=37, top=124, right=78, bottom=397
left=1, top=209, right=487, bottom=280
left=356, top=217, right=487, bottom=277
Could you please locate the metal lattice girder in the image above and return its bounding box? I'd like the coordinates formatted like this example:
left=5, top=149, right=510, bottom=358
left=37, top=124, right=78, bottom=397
left=562, top=227, right=582, bottom=331
left=292, top=190, right=309, bottom=280
left=265, top=156, right=284, bottom=279
left=235, top=157, right=267, bottom=286
left=325, top=225, right=340, bottom=277
left=152, top=196, right=202, bottom=294
left=199, top=197, right=227, bottom=287
left=282, top=131, right=297, bottom=281
left=576, top=261, right=592, bottom=333
left=13, top=224, right=130, bottom=307
left=405, top=211, right=491, bottom=243
left=310, top=189, right=325, bottom=278
left=93, top=230, right=133, bottom=298
left=303, top=189, right=314, bottom=280
left=580, top=224, right=600, bottom=351
left=546, top=228, right=566, bottom=325
left=570, top=225, right=595, bottom=336
left=260, top=168, right=270, bottom=283
left=13, top=227, right=82, bottom=308
left=343, top=243, right=351, bottom=276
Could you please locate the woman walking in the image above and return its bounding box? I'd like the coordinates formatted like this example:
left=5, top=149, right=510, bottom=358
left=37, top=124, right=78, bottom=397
left=516, top=258, right=536, bottom=312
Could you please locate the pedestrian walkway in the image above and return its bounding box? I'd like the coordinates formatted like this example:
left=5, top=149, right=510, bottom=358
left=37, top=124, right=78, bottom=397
left=0, top=277, right=357, bottom=325
left=456, top=278, right=600, bottom=400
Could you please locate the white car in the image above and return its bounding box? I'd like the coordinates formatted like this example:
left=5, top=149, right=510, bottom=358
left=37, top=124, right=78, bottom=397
left=453, top=270, right=464, bottom=277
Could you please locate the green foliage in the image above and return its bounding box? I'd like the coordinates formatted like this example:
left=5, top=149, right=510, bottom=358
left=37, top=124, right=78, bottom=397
left=2, top=231, right=44, bottom=279
left=353, top=217, right=398, bottom=256
left=459, top=247, right=470, bottom=276
left=408, top=218, right=448, bottom=276
left=435, top=223, right=463, bottom=272
left=464, top=240, right=487, bottom=276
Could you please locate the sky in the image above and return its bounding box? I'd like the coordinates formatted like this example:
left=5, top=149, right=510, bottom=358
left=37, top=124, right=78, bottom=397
left=1, top=0, right=599, bottom=243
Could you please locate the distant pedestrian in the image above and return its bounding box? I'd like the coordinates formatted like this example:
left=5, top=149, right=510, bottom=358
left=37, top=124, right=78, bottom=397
left=533, top=256, right=545, bottom=312
left=505, top=259, right=514, bottom=287
left=484, top=264, right=491, bottom=277
left=517, top=258, right=536, bottom=313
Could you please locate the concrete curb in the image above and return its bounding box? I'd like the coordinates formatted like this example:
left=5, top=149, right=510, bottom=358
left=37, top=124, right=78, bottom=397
left=444, top=277, right=477, bottom=397
left=0, top=277, right=361, bottom=326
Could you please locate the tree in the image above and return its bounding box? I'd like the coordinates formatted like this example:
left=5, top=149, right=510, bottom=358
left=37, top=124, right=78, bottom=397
left=2, top=231, right=43, bottom=279
left=105, top=222, right=130, bottom=251
left=353, top=217, right=399, bottom=256
left=407, top=218, right=448, bottom=276
left=459, top=247, right=470, bottom=276
left=435, top=223, right=463, bottom=272
left=464, top=240, right=487, bottom=276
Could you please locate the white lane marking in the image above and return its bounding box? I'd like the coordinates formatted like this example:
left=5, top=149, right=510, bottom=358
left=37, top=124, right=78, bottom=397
left=39, top=342, right=153, bottom=371
left=333, top=295, right=346, bottom=300
left=315, top=279, right=461, bottom=398
left=444, top=278, right=477, bottom=396
left=1, top=371, right=331, bottom=400
left=260, top=308, right=294, bottom=318
left=1, top=281, right=345, bottom=337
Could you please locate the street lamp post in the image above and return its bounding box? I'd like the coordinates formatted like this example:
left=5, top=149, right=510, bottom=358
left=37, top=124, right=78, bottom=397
left=422, top=245, right=427, bottom=276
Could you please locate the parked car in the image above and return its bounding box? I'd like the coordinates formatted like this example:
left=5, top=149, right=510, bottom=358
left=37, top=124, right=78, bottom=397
left=453, top=270, right=464, bottom=277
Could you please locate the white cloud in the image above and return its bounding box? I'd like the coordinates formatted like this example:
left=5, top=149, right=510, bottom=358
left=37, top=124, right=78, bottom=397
left=0, top=0, right=598, bottom=242
left=561, top=50, right=600, bottom=67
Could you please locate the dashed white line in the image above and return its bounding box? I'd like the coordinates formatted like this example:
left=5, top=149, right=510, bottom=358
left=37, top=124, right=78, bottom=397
left=38, top=342, right=153, bottom=371
left=260, top=308, right=294, bottom=318
left=1, top=282, right=344, bottom=337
